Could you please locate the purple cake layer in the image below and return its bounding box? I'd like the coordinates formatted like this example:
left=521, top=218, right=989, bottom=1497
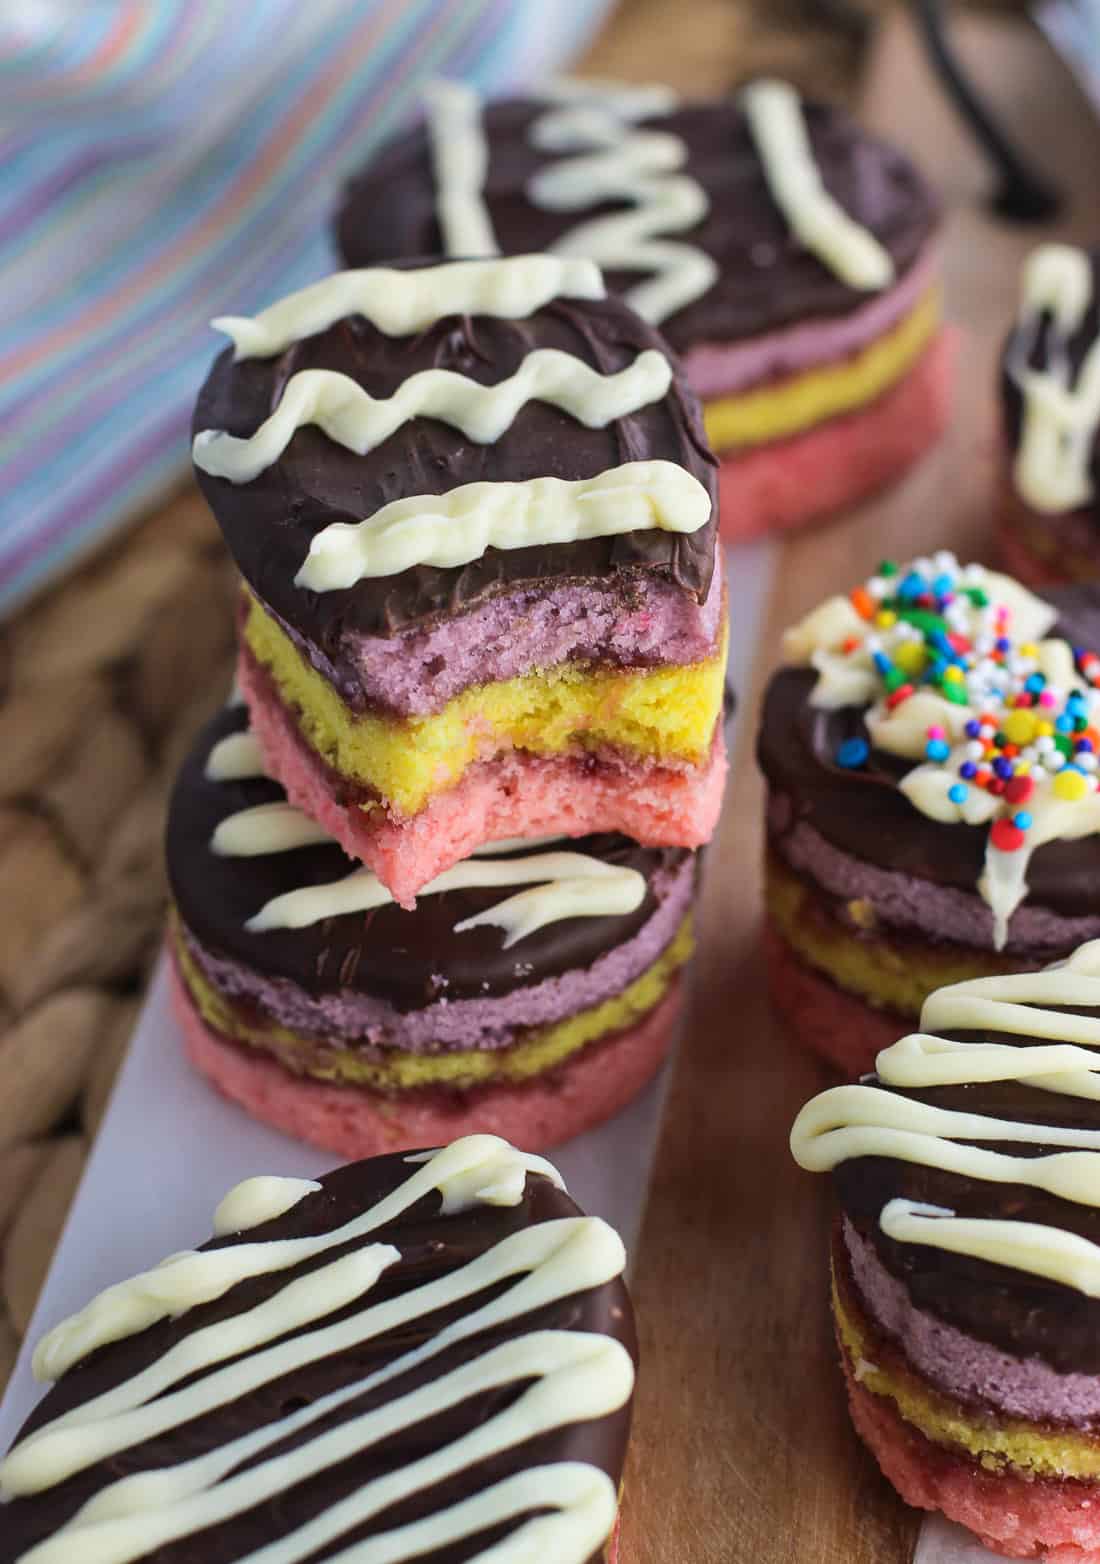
left=265, top=567, right=725, bottom=719
left=183, top=853, right=696, bottom=1052
left=769, top=798, right=1100, bottom=959
left=683, top=242, right=939, bottom=399
left=845, top=1221, right=1100, bottom=1425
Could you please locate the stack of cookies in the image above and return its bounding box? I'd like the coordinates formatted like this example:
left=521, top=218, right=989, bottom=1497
left=166, top=251, right=727, bottom=1157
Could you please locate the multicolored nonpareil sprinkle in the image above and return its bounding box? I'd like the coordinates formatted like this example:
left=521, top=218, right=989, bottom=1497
left=783, top=552, right=1100, bottom=948
left=833, top=553, right=1100, bottom=844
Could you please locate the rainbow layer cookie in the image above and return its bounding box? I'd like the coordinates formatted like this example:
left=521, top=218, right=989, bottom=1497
left=1000, top=244, right=1100, bottom=589
left=1, top=1134, right=637, bottom=1564
left=792, top=946, right=1100, bottom=1561
left=192, top=255, right=725, bottom=906
left=757, top=553, right=1100, bottom=1075
left=167, top=706, right=695, bottom=1157
left=335, top=77, right=951, bottom=542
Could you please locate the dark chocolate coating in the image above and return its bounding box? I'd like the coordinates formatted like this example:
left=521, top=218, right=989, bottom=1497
left=166, top=706, right=691, bottom=1008
left=193, top=264, right=717, bottom=654
left=836, top=1027, right=1100, bottom=1374
left=2, top=1153, right=636, bottom=1564
left=1001, top=249, right=1100, bottom=518
left=757, top=584, right=1100, bottom=928
left=335, top=95, right=939, bottom=356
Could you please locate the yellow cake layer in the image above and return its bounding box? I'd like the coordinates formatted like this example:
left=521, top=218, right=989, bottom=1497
left=244, top=592, right=727, bottom=819
left=177, top=914, right=693, bottom=1092
left=704, top=287, right=941, bottom=452
left=835, top=1278, right=1100, bottom=1479
left=766, top=851, right=1022, bottom=1018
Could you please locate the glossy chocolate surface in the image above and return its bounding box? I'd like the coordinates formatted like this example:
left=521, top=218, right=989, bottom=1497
left=757, top=585, right=1100, bottom=923
left=335, top=95, right=939, bottom=355
left=167, top=707, right=690, bottom=1007
left=2, top=1153, right=637, bottom=1564
left=837, top=1034, right=1100, bottom=1373
left=193, top=266, right=717, bottom=654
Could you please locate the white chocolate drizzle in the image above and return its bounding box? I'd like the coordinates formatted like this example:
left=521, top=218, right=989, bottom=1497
left=423, top=79, right=499, bottom=257
left=209, top=255, right=605, bottom=360
left=212, top=1176, right=321, bottom=1237
left=5, top=1136, right=633, bottom=1564
left=1009, top=242, right=1100, bottom=514
left=192, top=347, right=672, bottom=484
left=525, top=78, right=715, bottom=325
left=740, top=79, right=895, bottom=291
left=246, top=847, right=646, bottom=946
left=211, top=800, right=330, bottom=857
left=295, top=459, right=710, bottom=589
left=423, top=76, right=897, bottom=324
left=204, top=724, right=646, bottom=944
left=781, top=555, right=1100, bottom=948
left=791, top=943, right=1100, bottom=1295
left=204, top=729, right=265, bottom=782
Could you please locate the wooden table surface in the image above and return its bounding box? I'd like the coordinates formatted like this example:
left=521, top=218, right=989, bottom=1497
left=619, top=13, right=1100, bottom=1563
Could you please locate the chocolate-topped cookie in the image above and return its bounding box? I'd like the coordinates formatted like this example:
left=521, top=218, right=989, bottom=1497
left=792, top=943, right=1100, bottom=1558
left=999, top=243, right=1100, bottom=588
left=191, top=254, right=726, bottom=907
left=167, top=706, right=696, bottom=1156
left=335, top=77, right=952, bottom=541
left=1, top=1135, right=637, bottom=1564
left=757, top=552, right=1100, bottom=1073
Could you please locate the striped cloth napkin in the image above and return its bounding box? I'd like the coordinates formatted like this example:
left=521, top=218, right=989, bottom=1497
left=0, top=0, right=610, bottom=618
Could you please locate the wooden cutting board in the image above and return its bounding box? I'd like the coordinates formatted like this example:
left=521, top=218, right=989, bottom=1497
left=622, top=13, right=1100, bottom=1563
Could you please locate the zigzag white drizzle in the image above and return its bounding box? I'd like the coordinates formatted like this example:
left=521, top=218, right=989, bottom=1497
left=192, top=347, right=672, bottom=484
left=4, top=1136, right=633, bottom=1564
left=205, top=728, right=646, bottom=944
left=1009, top=243, right=1100, bottom=514
left=209, top=255, right=605, bottom=360
left=791, top=941, right=1100, bottom=1296
left=295, top=459, right=710, bottom=588
left=424, top=76, right=902, bottom=325
left=525, top=78, right=715, bottom=326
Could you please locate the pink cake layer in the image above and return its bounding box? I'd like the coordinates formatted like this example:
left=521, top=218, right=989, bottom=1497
left=240, top=647, right=727, bottom=908
left=682, top=242, right=940, bottom=398
left=843, top=1355, right=1100, bottom=1561
left=764, top=924, right=906, bottom=1078
left=171, top=953, right=682, bottom=1157
left=844, top=1220, right=1100, bottom=1425
left=276, top=565, right=725, bottom=720
left=714, top=328, right=956, bottom=544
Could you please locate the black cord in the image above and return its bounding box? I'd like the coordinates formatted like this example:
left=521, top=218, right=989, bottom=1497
left=908, top=0, right=1062, bottom=223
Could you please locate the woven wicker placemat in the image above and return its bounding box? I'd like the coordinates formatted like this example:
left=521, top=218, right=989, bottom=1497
left=0, top=0, right=988, bottom=1388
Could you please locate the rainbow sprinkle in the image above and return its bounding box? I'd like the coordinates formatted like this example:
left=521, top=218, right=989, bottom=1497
left=834, top=552, right=1100, bottom=853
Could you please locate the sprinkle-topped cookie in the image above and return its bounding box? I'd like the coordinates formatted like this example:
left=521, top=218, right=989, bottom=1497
left=783, top=553, right=1100, bottom=945
left=758, top=559, right=1100, bottom=1073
